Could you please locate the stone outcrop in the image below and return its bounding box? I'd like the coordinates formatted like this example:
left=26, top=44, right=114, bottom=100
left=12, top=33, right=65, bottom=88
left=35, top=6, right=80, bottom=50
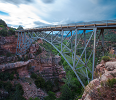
left=0, top=59, right=34, bottom=71
left=20, top=82, right=47, bottom=100
left=0, top=36, right=17, bottom=54
left=0, top=56, right=17, bottom=64
left=81, top=61, right=116, bottom=100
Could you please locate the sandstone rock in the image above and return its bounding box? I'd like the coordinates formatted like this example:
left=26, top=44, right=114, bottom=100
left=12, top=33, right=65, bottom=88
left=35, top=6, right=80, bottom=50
left=0, top=35, right=17, bottom=53
left=81, top=61, right=116, bottom=100
left=105, top=62, right=116, bottom=71
left=0, top=59, right=34, bottom=71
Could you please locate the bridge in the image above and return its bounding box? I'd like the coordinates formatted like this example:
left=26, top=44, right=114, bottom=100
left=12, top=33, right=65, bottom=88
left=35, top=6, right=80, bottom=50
left=15, top=20, right=116, bottom=88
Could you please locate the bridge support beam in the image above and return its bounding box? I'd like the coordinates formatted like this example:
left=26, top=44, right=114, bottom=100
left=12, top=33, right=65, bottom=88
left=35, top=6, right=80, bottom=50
left=73, top=29, right=78, bottom=68
left=101, top=29, right=104, bottom=56
left=92, top=28, right=97, bottom=80
left=61, top=30, right=64, bottom=54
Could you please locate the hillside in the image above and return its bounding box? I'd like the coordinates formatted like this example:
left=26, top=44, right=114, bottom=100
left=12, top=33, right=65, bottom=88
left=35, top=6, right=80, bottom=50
left=80, top=59, right=116, bottom=100
left=0, top=19, right=116, bottom=100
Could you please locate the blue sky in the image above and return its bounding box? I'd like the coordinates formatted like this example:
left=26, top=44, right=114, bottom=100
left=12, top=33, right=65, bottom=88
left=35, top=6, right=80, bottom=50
left=0, top=0, right=116, bottom=28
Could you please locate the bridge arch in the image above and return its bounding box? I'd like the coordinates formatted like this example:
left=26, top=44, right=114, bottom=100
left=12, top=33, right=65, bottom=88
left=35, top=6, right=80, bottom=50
left=16, top=20, right=116, bottom=88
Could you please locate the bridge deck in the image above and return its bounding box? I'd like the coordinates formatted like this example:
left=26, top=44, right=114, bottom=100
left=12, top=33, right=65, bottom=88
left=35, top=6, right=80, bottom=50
left=16, top=20, right=116, bottom=32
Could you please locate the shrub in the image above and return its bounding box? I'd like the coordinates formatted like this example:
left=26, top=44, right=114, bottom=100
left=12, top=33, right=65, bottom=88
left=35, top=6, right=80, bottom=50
left=44, top=91, right=56, bottom=100
left=0, top=81, right=4, bottom=88
left=101, top=56, right=110, bottom=62
left=31, top=73, right=37, bottom=79
left=106, top=78, right=116, bottom=88
left=34, top=97, right=40, bottom=100
left=45, top=80, right=53, bottom=92
left=6, top=52, right=12, bottom=57
left=8, top=28, right=15, bottom=35
left=0, top=29, right=8, bottom=36
left=9, top=74, right=14, bottom=80
left=34, top=77, right=45, bottom=88
left=0, top=72, right=10, bottom=81
left=15, top=83, right=24, bottom=95
left=4, top=81, right=12, bottom=92
left=60, top=84, right=72, bottom=100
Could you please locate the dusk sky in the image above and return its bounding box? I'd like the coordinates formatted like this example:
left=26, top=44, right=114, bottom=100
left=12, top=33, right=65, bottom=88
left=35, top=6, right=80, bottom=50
left=0, top=0, right=116, bottom=28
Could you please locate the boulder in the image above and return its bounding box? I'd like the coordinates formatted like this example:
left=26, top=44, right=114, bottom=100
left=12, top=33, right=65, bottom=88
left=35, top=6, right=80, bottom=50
left=105, top=62, right=116, bottom=71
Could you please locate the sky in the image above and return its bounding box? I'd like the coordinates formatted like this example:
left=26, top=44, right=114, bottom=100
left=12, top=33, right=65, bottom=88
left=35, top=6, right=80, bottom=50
left=0, top=0, right=116, bottom=29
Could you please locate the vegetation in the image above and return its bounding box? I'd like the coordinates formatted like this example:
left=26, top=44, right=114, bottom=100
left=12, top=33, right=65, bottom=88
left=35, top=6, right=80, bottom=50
left=0, top=81, right=25, bottom=100
left=59, top=84, right=72, bottom=100
left=101, top=56, right=110, bottom=62
left=44, top=91, right=56, bottom=100
left=28, top=97, right=40, bottom=100
left=17, top=25, right=23, bottom=30
left=31, top=73, right=37, bottom=79
left=106, top=78, right=116, bottom=88
left=0, top=19, right=7, bottom=27
left=0, top=19, right=15, bottom=37
left=34, top=76, right=45, bottom=89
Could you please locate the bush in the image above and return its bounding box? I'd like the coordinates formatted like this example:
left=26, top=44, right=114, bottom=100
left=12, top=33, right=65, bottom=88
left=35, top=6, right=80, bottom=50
left=8, top=28, right=15, bottom=35
left=15, top=83, right=24, bottom=95
left=4, top=81, right=12, bottom=92
left=45, top=80, right=53, bottom=92
left=0, top=81, right=4, bottom=88
left=106, top=78, right=116, bottom=88
left=34, top=77, right=45, bottom=88
left=6, top=52, right=12, bottom=57
left=60, top=84, right=72, bottom=100
left=101, top=56, right=110, bottom=62
left=9, top=74, right=14, bottom=80
left=0, top=29, right=8, bottom=36
left=31, top=73, right=37, bottom=79
left=44, top=91, right=56, bottom=100
left=0, top=72, right=10, bottom=81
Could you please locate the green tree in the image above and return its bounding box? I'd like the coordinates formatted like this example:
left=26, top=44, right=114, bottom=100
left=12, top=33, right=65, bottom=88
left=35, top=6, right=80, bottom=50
left=34, top=77, right=45, bottom=88
left=60, top=84, right=72, bottom=100
left=0, top=19, right=7, bottom=27
left=17, top=25, right=23, bottom=30
left=44, top=91, right=56, bottom=100
left=45, top=80, right=53, bottom=92
left=4, top=81, right=12, bottom=92
left=62, top=73, right=76, bottom=88
left=0, top=29, right=8, bottom=36
left=31, top=73, right=37, bottom=79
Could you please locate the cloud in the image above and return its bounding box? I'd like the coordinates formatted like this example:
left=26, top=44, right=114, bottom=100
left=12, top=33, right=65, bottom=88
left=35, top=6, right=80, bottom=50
left=0, top=0, right=33, bottom=5
left=41, top=0, right=54, bottom=4
left=34, top=21, right=49, bottom=27
left=0, top=0, right=116, bottom=28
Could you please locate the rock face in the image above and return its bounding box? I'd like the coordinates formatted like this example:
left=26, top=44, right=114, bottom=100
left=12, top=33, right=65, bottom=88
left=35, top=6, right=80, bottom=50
left=20, top=82, right=47, bottom=100
left=0, top=36, right=17, bottom=54
left=0, top=59, right=34, bottom=71
left=0, top=56, right=17, bottom=64
left=81, top=61, right=116, bottom=100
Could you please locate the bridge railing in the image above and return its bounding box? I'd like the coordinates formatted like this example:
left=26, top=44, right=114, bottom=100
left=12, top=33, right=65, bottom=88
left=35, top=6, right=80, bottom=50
left=15, top=19, right=116, bottom=32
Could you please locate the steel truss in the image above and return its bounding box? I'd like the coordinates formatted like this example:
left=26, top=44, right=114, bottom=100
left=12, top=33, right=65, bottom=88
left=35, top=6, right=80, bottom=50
left=16, top=20, right=116, bottom=88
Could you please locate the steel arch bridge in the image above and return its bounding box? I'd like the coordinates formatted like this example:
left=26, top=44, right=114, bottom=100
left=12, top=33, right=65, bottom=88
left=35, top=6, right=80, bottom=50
left=15, top=20, right=116, bottom=88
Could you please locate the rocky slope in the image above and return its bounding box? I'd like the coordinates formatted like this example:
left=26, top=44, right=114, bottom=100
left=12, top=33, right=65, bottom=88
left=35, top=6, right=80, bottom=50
left=0, top=38, right=66, bottom=99
left=0, top=35, right=17, bottom=54
left=80, top=60, right=116, bottom=100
